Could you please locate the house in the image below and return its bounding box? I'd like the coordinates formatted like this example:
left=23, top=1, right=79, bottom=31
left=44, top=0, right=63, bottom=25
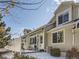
left=23, top=1, right=79, bottom=52
left=24, top=25, right=47, bottom=51
left=47, top=1, right=79, bottom=51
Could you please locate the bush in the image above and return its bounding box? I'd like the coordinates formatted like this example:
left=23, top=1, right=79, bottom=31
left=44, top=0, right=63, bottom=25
left=18, top=56, right=36, bottom=59
left=50, top=48, right=61, bottom=57
left=66, top=47, right=79, bottom=59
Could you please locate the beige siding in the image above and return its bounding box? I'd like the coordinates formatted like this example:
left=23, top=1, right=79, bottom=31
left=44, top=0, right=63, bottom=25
left=72, top=5, right=79, bottom=20
left=55, top=3, right=72, bottom=14
left=64, top=26, right=73, bottom=50
left=47, top=25, right=75, bottom=51
left=74, top=29, right=79, bottom=50
left=27, top=31, right=45, bottom=50
left=24, top=36, right=30, bottom=49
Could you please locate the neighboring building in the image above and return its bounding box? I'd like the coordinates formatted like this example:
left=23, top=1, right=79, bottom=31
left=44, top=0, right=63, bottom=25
left=5, top=29, right=32, bottom=52
left=5, top=38, right=22, bottom=52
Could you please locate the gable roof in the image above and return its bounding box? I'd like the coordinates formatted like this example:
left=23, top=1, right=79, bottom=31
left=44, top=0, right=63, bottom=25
left=48, top=1, right=76, bottom=25
left=54, top=1, right=74, bottom=14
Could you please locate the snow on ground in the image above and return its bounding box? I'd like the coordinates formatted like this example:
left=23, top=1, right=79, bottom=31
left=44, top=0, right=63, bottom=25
left=2, top=52, right=14, bottom=59
left=22, top=50, right=35, bottom=53
left=23, top=52, right=66, bottom=59
left=2, top=51, right=66, bottom=59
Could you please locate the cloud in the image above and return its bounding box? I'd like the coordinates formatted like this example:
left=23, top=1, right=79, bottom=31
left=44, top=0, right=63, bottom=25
left=54, top=0, right=79, bottom=4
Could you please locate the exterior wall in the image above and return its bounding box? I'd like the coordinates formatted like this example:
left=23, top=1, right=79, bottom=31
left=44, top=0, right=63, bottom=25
left=47, top=24, right=74, bottom=51
left=24, top=36, right=30, bottom=49
left=47, top=22, right=79, bottom=51
left=29, top=32, right=45, bottom=50
left=23, top=35, right=31, bottom=50
left=74, top=28, right=79, bottom=51
left=72, top=5, right=79, bottom=20
left=24, top=28, right=46, bottom=50
left=55, top=3, right=72, bottom=14
left=22, top=38, right=28, bottom=50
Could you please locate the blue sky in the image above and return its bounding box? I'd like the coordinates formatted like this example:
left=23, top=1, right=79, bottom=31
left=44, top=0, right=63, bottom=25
left=2, top=0, right=79, bottom=38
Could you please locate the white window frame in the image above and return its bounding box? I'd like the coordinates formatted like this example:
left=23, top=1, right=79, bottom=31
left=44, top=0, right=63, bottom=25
left=51, top=29, right=65, bottom=45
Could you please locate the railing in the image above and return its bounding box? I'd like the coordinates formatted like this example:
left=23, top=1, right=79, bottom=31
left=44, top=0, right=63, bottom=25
left=46, top=22, right=56, bottom=31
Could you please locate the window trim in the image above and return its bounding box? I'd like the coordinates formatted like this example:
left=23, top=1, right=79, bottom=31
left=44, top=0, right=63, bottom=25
left=51, top=29, right=65, bottom=45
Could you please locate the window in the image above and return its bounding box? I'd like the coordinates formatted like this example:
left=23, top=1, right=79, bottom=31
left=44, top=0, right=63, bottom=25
left=53, top=32, right=57, bottom=43
left=30, top=37, right=37, bottom=44
left=58, top=15, right=63, bottom=24
left=63, top=13, right=69, bottom=22
left=52, top=31, right=64, bottom=43
left=58, top=31, right=63, bottom=43
left=40, top=36, right=43, bottom=43
left=34, top=37, right=36, bottom=44
left=58, top=13, right=69, bottom=25
left=30, top=38, right=33, bottom=44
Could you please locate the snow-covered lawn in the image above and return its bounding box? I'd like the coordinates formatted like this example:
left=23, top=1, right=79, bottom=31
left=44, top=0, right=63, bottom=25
left=2, top=51, right=66, bottom=59
left=2, top=52, right=14, bottom=59
left=23, top=52, right=66, bottom=59
left=22, top=50, right=35, bottom=53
